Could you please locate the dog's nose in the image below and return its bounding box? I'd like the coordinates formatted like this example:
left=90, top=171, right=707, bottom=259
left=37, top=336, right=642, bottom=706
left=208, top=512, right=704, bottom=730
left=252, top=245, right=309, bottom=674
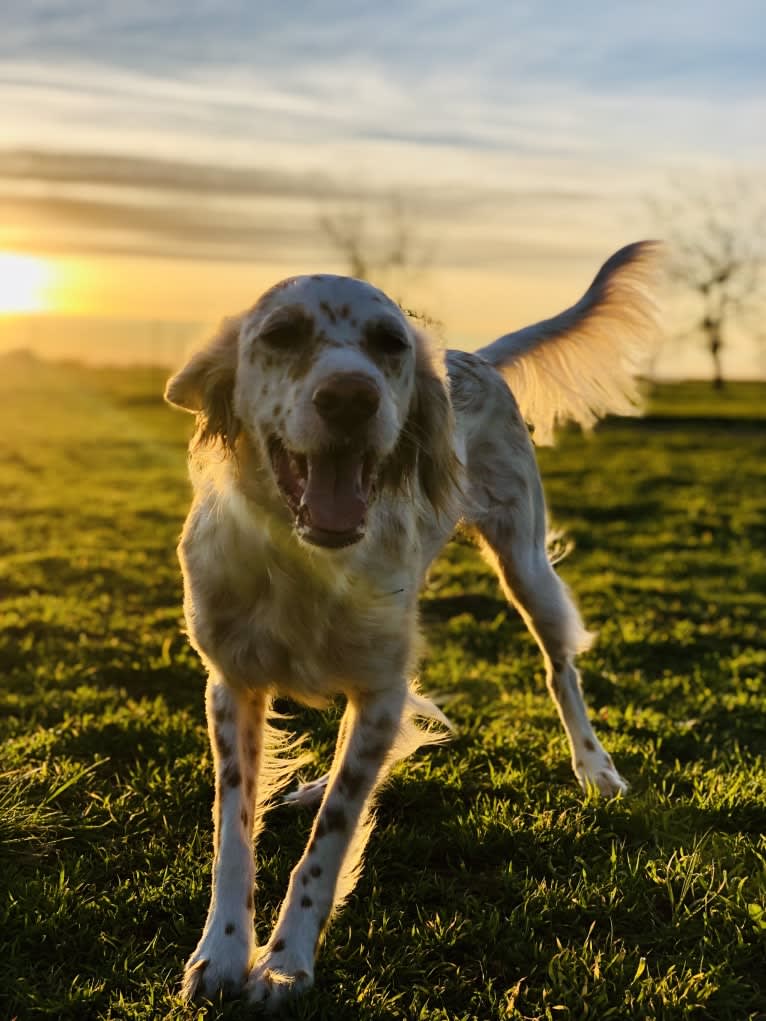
left=313, top=373, right=380, bottom=430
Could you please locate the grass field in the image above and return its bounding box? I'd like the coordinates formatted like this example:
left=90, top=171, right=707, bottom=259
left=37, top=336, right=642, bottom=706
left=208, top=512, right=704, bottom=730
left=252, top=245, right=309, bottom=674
left=1, top=357, right=765, bottom=1021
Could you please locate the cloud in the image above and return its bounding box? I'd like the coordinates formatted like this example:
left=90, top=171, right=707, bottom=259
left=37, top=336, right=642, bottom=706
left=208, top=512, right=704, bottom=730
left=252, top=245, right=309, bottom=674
left=1, top=1, right=764, bottom=269
left=3, top=0, right=764, bottom=94
left=2, top=0, right=765, bottom=167
left=0, top=145, right=612, bottom=266
left=0, top=148, right=334, bottom=261
left=0, top=148, right=338, bottom=199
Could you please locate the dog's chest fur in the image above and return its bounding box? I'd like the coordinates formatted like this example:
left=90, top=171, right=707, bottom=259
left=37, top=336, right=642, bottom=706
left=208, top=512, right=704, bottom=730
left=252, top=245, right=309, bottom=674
left=179, top=480, right=431, bottom=704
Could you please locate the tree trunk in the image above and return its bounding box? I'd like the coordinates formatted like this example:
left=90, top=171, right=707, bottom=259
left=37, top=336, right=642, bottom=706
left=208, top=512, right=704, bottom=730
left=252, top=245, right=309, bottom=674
left=710, top=333, right=724, bottom=390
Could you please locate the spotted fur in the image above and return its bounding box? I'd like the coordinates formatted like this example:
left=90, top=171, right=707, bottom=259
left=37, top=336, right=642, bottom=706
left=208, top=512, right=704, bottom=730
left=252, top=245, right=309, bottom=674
left=166, top=244, right=659, bottom=1011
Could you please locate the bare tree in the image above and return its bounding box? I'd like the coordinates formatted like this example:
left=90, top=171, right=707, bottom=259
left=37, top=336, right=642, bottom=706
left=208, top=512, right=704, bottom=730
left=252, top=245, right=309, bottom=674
left=654, top=176, right=766, bottom=388
left=318, top=194, right=431, bottom=299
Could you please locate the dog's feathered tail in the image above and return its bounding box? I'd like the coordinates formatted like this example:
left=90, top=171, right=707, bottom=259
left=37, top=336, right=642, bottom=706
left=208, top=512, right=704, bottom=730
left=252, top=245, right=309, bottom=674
left=476, top=241, right=662, bottom=445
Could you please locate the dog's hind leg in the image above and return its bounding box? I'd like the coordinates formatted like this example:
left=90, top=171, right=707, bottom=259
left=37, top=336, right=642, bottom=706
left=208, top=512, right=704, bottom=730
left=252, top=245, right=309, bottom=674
left=471, top=439, right=627, bottom=797
left=281, top=712, right=351, bottom=808
left=281, top=772, right=330, bottom=808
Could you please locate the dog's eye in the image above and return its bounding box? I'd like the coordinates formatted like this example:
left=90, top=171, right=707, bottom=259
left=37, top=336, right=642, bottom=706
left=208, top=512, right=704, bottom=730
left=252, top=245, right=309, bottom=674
left=258, top=310, right=312, bottom=349
left=260, top=322, right=298, bottom=348
left=366, top=322, right=409, bottom=356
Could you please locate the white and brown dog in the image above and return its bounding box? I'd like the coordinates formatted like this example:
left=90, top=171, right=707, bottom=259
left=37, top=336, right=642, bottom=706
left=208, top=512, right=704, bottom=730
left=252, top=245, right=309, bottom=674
left=165, top=242, right=658, bottom=1009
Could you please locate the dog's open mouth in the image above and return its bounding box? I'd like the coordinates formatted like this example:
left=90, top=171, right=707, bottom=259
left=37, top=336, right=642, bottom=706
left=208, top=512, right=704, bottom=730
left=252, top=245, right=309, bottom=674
left=269, top=437, right=376, bottom=548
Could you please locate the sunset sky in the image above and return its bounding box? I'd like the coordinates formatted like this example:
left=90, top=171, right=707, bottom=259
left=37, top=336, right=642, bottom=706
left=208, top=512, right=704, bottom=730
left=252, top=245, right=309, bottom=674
left=1, top=1, right=765, bottom=375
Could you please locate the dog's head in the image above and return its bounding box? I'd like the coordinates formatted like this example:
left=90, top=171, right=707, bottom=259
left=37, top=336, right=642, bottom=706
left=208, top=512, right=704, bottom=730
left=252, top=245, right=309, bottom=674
left=166, top=275, right=457, bottom=549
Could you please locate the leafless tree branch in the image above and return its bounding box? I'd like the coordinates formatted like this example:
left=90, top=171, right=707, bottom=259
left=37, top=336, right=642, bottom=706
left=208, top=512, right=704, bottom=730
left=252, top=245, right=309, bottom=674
left=651, top=174, right=766, bottom=387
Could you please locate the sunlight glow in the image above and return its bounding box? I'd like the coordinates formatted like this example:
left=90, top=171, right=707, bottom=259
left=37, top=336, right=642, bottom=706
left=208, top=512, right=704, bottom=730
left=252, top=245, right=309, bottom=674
left=0, top=252, right=54, bottom=313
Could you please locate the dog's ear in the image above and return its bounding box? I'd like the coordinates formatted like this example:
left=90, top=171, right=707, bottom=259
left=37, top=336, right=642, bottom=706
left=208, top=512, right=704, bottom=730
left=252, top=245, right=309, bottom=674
left=165, top=316, right=241, bottom=449
left=382, top=331, right=459, bottom=515
left=410, top=341, right=459, bottom=515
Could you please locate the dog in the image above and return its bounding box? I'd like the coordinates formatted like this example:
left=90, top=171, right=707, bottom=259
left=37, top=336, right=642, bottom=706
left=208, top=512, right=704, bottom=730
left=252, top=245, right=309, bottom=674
left=165, top=241, right=658, bottom=1009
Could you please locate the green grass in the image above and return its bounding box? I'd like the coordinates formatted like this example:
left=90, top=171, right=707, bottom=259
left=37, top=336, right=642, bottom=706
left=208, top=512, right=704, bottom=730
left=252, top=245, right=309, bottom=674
left=641, top=380, right=766, bottom=421
left=1, top=359, right=764, bottom=1021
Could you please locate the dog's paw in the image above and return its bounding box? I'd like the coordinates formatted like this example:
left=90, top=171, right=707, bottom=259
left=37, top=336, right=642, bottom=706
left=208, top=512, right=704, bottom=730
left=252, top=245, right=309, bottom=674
left=575, top=752, right=628, bottom=798
left=245, top=943, right=314, bottom=1012
left=281, top=773, right=329, bottom=808
left=181, top=929, right=252, bottom=1002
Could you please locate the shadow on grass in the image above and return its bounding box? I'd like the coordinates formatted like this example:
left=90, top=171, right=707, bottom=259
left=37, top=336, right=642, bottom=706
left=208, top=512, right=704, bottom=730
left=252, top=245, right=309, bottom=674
left=421, top=591, right=509, bottom=622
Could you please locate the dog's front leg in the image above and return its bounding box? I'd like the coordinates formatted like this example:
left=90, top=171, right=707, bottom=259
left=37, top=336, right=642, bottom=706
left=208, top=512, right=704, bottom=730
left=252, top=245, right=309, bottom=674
left=246, top=685, right=407, bottom=1011
left=182, top=678, right=267, bottom=1001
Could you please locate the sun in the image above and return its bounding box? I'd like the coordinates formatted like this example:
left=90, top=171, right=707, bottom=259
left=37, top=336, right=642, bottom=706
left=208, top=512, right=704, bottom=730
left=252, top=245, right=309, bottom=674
left=0, top=252, right=54, bottom=314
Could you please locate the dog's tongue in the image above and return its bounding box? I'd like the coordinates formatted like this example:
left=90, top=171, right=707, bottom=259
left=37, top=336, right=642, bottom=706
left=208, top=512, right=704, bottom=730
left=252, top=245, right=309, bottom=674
left=302, top=450, right=367, bottom=533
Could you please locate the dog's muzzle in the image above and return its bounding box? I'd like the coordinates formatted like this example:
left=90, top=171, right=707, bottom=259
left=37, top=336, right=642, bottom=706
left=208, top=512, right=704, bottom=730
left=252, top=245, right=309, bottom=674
left=269, top=371, right=383, bottom=549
